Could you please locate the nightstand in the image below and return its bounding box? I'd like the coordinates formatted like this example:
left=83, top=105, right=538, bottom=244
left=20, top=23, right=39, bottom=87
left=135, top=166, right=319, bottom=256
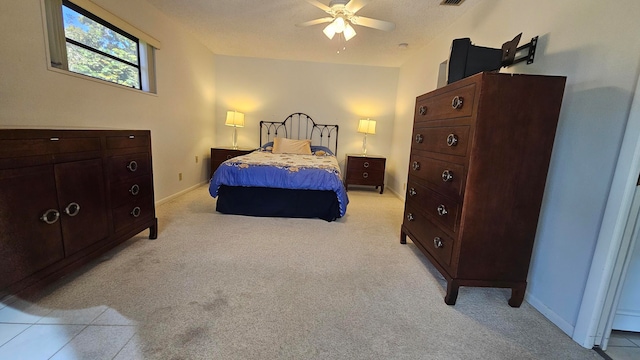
left=210, top=147, right=255, bottom=178
left=344, top=154, right=386, bottom=194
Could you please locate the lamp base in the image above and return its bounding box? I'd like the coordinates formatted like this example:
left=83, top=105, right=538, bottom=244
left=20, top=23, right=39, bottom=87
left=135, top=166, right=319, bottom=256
left=362, top=134, right=368, bottom=155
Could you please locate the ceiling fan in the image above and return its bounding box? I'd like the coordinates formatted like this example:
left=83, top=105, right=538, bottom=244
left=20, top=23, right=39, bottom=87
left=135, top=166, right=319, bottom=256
left=296, top=0, right=396, bottom=41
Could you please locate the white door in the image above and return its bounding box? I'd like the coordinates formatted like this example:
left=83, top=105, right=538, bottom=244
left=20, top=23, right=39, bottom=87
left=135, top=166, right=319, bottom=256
left=612, top=210, right=640, bottom=331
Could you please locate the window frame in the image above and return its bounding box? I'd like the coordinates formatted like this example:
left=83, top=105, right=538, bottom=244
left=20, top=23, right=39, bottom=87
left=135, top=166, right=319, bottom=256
left=62, top=0, right=142, bottom=89
left=43, top=0, right=159, bottom=94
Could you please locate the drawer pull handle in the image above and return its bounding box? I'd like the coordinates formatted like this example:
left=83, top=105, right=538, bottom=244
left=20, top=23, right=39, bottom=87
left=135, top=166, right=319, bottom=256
left=63, top=202, right=80, bottom=217
left=409, top=188, right=417, bottom=197
left=226, top=155, right=233, bottom=160
left=129, top=184, right=140, bottom=196
left=363, top=161, right=370, bottom=168
left=362, top=172, right=369, bottom=179
left=446, top=134, right=458, bottom=147
left=442, top=170, right=454, bottom=182
left=434, top=237, right=444, bottom=249
left=128, top=135, right=135, bottom=139
left=40, top=209, right=60, bottom=225
left=412, top=161, right=420, bottom=171
left=126, top=160, right=138, bottom=172
left=419, top=105, right=427, bottom=116
left=406, top=213, right=415, bottom=222
left=437, top=204, right=448, bottom=216
left=451, top=96, right=464, bottom=109
left=131, top=207, right=141, bottom=218
left=415, top=134, right=424, bottom=144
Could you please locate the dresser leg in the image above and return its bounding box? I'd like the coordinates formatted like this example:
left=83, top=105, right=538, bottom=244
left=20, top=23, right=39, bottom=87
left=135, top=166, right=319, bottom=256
left=149, top=218, right=158, bottom=240
left=400, top=230, right=407, bottom=244
left=380, top=184, right=384, bottom=194
left=508, top=284, right=526, bottom=307
left=444, top=280, right=459, bottom=305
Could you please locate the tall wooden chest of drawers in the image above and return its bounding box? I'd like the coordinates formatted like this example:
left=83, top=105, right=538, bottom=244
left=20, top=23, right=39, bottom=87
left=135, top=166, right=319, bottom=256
left=0, top=129, right=157, bottom=299
left=400, top=72, right=566, bottom=307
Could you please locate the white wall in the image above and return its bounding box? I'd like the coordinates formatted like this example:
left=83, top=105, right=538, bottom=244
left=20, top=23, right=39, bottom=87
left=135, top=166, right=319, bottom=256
left=213, top=55, right=399, bottom=172
left=390, top=0, right=640, bottom=337
left=0, top=0, right=217, bottom=202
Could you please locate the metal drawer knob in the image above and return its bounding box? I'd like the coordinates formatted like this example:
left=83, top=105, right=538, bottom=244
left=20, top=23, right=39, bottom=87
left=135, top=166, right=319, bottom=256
left=433, top=237, right=444, bottom=249
left=126, top=160, right=138, bottom=172
left=437, top=204, right=448, bottom=216
left=442, top=170, right=454, bottom=182
left=415, top=134, right=424, bottom=144
left=446, top=134, right=458, bottom=147
left=419, top=105, right=427, bottom=116
left=363, top=161, right=370, bottom=168
left=409, top=188, right=417, bottom=197
left=226, top=155, right=233, bottom=160
left=40, top=209, right=60, bottom=225
left=362, top=172, right=369, bottom=179
left=129, top=184, right=140, bottom=196
left=412, top=161, right=420, bottom=171
left=131, top=206, right=141, bottom=217
left=451, top=96, right=464, bottom=109
left=64, top=202, right=80, bottom=217
left=406, top=213, right=415, bottom=221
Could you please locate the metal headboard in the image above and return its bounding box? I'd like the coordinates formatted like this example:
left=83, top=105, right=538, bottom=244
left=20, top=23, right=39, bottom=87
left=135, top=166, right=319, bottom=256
left=260, top=113, right=339, bottom=155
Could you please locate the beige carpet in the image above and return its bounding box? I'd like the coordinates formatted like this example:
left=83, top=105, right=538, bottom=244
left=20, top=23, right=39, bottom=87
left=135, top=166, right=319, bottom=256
left=4, top=185, right=601, bottom=359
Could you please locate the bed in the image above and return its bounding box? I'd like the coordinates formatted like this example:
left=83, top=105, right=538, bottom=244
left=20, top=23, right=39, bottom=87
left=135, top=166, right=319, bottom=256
left=209, top=113, right=348, bottom=221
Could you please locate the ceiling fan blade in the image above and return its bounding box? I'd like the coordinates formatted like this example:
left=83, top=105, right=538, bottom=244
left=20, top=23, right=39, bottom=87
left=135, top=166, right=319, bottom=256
left=345, top=0, right=369, bottom=13
left=305, top=0, right=331, bottom=13
left=296, top=17, right=334, bottom=27
left=351, top=16, right=396, bottom=31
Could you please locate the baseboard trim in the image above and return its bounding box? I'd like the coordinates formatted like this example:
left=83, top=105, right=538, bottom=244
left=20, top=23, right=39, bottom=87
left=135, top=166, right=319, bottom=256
left=156, top=181, right=208, bottom=206
left=526, top=291, right=575, bottom=336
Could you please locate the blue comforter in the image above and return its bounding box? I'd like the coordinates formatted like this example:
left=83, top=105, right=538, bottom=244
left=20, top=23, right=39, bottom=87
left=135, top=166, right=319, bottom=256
left=209, top=151, right=349, bottom=217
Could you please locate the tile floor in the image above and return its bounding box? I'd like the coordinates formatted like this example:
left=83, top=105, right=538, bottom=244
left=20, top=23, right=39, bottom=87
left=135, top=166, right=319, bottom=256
left=604, top=330, right=640, bottom=360
left=0, top=296, right=139, bottom=359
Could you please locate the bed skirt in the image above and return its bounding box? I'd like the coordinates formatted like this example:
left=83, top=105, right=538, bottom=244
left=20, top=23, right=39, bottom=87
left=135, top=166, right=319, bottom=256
left=215, top=185, right=341, bottom=222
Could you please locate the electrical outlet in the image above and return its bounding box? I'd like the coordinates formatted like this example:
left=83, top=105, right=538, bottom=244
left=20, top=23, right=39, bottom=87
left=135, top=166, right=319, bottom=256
left=195, top=155, right=198, bottom=163
left=179, top=173, right=183, bottom=181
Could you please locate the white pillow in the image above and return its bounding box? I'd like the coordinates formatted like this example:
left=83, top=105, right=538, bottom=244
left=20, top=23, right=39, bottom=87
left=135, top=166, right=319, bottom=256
left=272, top=137, right=312, bottom=155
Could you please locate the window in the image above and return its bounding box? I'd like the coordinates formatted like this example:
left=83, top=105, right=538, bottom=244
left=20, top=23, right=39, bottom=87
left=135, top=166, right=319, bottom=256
left=44, top=0, right=160, bottom=93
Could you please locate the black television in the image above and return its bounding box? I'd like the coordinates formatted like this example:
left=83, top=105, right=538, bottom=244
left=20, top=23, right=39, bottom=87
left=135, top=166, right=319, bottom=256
left=446, top=34, right=522, bottom=84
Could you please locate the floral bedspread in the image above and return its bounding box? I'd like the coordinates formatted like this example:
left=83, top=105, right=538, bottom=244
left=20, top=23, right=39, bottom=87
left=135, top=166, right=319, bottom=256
left=208, top=151, right=349, bottom=216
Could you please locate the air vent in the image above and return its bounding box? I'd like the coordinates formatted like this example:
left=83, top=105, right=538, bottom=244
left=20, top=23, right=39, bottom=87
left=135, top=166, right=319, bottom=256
left=440, top=0, right=465, bottom=5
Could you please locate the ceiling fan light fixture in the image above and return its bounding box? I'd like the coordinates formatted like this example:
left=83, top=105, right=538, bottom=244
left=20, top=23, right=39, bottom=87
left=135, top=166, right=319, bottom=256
left=344, top=23, right=356, bottom=41
left=333, top=17, right=346, bottom=33
left=323, top=23, right=336, bottom=39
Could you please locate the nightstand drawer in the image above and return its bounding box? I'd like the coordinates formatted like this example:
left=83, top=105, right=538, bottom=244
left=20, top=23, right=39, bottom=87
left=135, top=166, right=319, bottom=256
left=346, top=169, right=384, bottom=184
left=347, top=157, right=385, bottom=171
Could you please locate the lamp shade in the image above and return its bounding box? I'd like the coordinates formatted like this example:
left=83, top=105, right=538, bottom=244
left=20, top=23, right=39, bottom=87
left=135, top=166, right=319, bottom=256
left=357, top=119, right=376, bottom=135
left=225, top=110, right=245, bottom=127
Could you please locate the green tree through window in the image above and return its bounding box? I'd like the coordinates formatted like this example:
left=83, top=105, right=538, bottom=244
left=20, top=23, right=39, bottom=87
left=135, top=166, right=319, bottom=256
left=62, top=1, right=140, bottom=89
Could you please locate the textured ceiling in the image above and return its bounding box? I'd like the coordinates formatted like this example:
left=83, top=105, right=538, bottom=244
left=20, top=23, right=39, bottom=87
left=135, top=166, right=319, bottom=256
left=145, top=0, right=481, bottom=67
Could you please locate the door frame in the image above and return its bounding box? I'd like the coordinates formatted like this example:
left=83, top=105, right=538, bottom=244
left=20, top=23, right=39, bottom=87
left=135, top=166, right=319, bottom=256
left=572, top=76, right=640, bottom=348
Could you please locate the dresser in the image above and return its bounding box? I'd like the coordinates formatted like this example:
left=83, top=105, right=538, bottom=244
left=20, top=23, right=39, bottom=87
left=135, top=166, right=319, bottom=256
left=344, top=154, right=386, bottom=194
left=400, top=72, right=566, bottom=307
left=210, top=147, right=255, bottom=178
left=0, top=129, right=157, bottom=299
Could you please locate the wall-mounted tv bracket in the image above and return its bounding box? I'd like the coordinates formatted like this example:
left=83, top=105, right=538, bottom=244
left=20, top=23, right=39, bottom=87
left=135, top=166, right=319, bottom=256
left=500, top=33, right=538, bottom=68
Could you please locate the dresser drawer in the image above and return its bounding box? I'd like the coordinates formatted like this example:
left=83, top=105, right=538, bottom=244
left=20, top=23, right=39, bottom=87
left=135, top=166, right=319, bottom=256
left=404, top=204, right=454, bottom=267
left=412, top=125, right=470, bottom=157
left=406, top=181, right=460, bottom=234
left=112, top=196, right=154, bottom=232
left=414, top=83, right=476, bottom=123
left=0, top=136, right=101, bottom=159
left=109, top=153, right=150, bottom=182
left=111, top=174, right=153, bottom=209
left=107, top=134, right=150, bottom=149
left=408, top=155, right=465, bottom=199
